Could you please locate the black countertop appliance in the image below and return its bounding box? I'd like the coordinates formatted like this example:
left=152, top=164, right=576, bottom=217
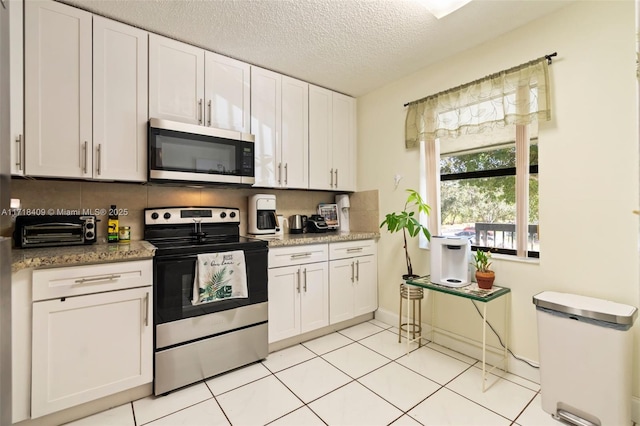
left=306, top=215, right=329, bottom=233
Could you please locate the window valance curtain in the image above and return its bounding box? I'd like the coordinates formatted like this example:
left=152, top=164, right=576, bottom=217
left=405, top=57, right=551, bottom=149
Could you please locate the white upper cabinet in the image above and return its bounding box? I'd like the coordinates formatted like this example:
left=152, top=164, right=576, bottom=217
left=251, top=66, right=281, bottom=188
left=25, top=0, right=93, bottom=178
left=204, top=51, right=250, bottom=132
left=149, top=35, right=250, bottom=132
left=309, top=85, right=356, bottom=191
left=93, top=16, right=148, bottom=181
left=149, top=34, right=205, bottom=125
left=25, top=1, right=148, bottom=181
left=10, top=0, right=24, bottom=176
left=308, top=85, right=333, bottom=190
left=281, top=76, right=309, bottom=189
left=331, top=92, right=356, bottom=191
left=251, top=67, right=309, bottom=189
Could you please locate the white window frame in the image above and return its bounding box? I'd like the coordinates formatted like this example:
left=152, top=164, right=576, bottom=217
left=420, top=124, right=537, bottom=258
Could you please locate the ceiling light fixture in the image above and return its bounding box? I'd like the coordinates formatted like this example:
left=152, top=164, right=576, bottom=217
left=419, top=0, right=473, bottom=19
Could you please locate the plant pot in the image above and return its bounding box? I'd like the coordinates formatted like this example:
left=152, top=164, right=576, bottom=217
left=475, top=271, right=495, bottom=289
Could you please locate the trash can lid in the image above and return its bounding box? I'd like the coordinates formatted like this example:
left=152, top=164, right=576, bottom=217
left=533, top=291, right=638, bottom=326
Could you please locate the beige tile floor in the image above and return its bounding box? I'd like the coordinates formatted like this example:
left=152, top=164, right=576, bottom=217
left=67, top=319, right=557, bottom=426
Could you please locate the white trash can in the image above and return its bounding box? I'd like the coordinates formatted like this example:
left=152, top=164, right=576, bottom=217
left=533, top=291, right=637, bottom=426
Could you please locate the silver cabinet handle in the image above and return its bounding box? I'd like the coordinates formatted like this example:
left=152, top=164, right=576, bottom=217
left=356, top=260, right=360, bottom=281
left=296, top=268, right=301, bottom=293
left=284, top=163, right=288, bottom=186
left=96, top=144, right=102, bottom=175
left=74, top=274, right=121, bottom=284
left=351, top=261, right=355, bottom=283
left=198, top=99, right=203, bottom=124
left=335, top=169, right=338, bottom=187
left=15, top=134, right=22, bottom=170
left=303, top=268, right=307, bottom=292
left=207, top=100, right=212, bottom=126
left=330, top=168, right=334, bottom=187
left=290, top=253, right=312, bottom=259
left=278, top=162, right=282, bottom=185
left=347, top=247, right=363, bottom=253
left=82, top=141, right=88, bottom=174
left=144, top=292, right=150, bottom=327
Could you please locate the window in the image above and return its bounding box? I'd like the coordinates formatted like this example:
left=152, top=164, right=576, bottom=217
left=438, top=131, right=539, bottom=258
left=407, top=57, right=551, bottom=259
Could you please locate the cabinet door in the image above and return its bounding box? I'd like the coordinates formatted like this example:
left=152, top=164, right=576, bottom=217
left=329, top=258, right=355, bottom=324
left=281, top=76, right=309, bottom=189
left=31, top=287, right=152, bottom=418
left=93, top=16, right=148, bottom=181
left=251, top=66, right=281, bottom=188
left=149, top=34, right=204, bottom=125
left=353, top=255, right=378, bottom=316
left=308, top=85, right=333, bottom=190
left=9, top=0, right=24, bottom=176
left=332, top=93, right=356, bottom=191
left=268, top=265, right=301, bottom=343
left=300, top=262, right=329, bottom=334
left=204, top=51, right=250, bottom=132
left=25, top=0, right=92, bottom=178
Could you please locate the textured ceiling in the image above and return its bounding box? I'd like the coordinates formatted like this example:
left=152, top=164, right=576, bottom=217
left=60, top=0, right=573, bottom=97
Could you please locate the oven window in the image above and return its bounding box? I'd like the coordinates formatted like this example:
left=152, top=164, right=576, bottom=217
left=154, top=248, right=268, bottom=324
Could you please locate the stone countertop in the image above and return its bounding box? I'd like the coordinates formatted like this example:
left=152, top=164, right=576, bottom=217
left=11, top=240, right=156, bottom=273
left=250, top=231, right=379, bottom=247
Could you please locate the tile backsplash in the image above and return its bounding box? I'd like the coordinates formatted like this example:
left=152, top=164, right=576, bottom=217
left=9, top=179, right=379, bottom=241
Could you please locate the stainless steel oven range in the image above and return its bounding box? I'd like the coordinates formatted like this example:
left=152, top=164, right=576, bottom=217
left=144, top=206, right=268, bottom=395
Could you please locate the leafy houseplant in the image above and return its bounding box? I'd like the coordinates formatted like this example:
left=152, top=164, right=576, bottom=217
left=472, top=250, right=495, bottom=289
left=380, top=189, right=431, bottom=279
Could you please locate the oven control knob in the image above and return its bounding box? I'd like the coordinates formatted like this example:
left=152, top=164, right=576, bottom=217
left=151, top=212, right=159, bottom=220
left=229, top=211, right=236, bottom=218
left=163, top=212, right=171, bottom=220
left=220, top=212, right=227, bottom=219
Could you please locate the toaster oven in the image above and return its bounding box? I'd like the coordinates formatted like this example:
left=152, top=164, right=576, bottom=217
left=14, top=215, right=97, bottom=248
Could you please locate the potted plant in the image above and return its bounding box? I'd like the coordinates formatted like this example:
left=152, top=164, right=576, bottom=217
left=472, top=250, right=495, bottom=289
left=380, top=189, right=431, bottom=280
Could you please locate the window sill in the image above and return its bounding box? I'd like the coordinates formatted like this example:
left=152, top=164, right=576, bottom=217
left=491, top=252, right=540, bottom=265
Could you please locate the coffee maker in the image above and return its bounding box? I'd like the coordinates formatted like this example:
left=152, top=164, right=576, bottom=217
left=248, top=194, right=278, bottom=235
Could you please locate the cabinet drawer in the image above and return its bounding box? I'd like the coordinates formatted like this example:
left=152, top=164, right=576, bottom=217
left=269, top=244, right=328, bottom=268
left=329, top=240, right=376, bottom=260
left=32, top=260, right=152, bottom=301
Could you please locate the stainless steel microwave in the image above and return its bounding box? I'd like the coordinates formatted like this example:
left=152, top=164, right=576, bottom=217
left=148, top=118, right=255, bottom=185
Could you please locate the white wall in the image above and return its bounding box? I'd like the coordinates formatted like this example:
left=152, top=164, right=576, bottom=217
left=358, top=0, right=640, bottom=399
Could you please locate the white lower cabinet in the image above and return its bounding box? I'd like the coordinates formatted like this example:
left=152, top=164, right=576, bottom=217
left=329, top=240, right=378, bottom=324
left=268, top=245, right=329, bottom=343
left=267, top=240, right=378, bottom=343
left=29, top=260, right=153, bottom=419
